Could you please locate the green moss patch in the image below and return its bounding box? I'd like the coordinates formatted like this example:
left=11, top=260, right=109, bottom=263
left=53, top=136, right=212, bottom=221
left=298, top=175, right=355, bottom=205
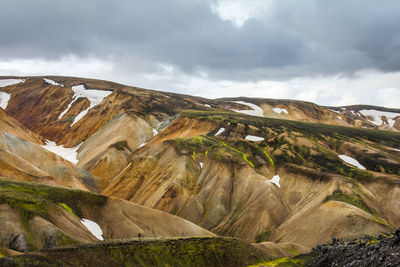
left=0, top=177, right=107, bottom=221
left=324, top=190, right=374, bottom=215
left=249, top=252, right=316, bottom=267
left=60, top=115, right=75, bottom=123
left=111, top=140, right=131, bottom=152
left=280, top=245, right=299, bottom=257
left=0, top=247, right=8, bottom=258
left=0, top=237, right=270, bottom=267
left=55, top=232, right=80, bottom=247
left=255, top=231, right=271, bottom=243
left=168, top=136, right=264, bottom=168
left=58, top=203, right=76, bottom=217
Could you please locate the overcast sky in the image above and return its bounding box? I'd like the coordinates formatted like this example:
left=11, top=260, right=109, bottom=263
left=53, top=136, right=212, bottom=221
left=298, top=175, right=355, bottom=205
left=1, top=0, right=400, bottom=107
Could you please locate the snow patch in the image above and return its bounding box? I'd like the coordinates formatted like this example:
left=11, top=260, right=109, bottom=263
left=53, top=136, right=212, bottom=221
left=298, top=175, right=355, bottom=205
left=231, top=101, right=264, bottom=117
left=58, top=100, right=75, bottom=119
left=215, top=127, right=225, bottom=136
left=0, top=79, right=24, bottom=87
left=199, top=162, right=203, bottom=168
left=245, top=135, right=265, bottom=141
left=329, top=109, right=341, bottom=114
left=153, top=128, right=158, bottom=136
left=43, top=78, right=63, bottom=87
left=81, top=219, right=104, bottom=240
left=65, top=85, right=112, bottom=125
left=270, top=175, right=281, bottom=188
left=0, top=92, right=11, bottom=109
left=42, top=141, right=81, bottom=164
left=359, top=109, right=400, bottom=127
left=272, top=107, right=289, bottom=114
left=72, top=110, right=90, bottom=125
left=391, top=148, right=400, bottom=152
left=204, top=104, right=211, bottom=108
left=0, top=80, right=24, bottom=109
left=337, top=116, right=342, bottom=120
left=338, top=155, right=366, bottom=170
left=138, top=143, right=146, bottom=148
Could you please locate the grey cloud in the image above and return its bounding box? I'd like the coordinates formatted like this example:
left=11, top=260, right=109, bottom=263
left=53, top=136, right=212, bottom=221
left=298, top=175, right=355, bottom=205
left=1, top=0, right=400, bottom=81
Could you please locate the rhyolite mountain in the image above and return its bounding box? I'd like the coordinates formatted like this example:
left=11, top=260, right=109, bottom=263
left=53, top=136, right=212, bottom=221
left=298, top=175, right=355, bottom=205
left=0, top=76, right=399, bottom=265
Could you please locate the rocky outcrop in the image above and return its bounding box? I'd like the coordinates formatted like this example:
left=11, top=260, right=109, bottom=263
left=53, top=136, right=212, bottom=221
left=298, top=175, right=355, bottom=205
left=307, top=229, right=400, bottom=266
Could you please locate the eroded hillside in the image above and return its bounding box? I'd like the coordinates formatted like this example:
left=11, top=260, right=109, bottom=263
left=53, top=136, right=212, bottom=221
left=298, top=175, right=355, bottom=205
left=104, top=111, right=400, bottom=248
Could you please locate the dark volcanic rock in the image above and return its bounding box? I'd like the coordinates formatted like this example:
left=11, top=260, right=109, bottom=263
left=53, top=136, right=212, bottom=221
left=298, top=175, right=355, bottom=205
left=308, top=228, right=400, bottom=266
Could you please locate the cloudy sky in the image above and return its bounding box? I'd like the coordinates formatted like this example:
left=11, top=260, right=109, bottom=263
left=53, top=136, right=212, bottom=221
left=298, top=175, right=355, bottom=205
left=1, top=0, right=400, bottom=107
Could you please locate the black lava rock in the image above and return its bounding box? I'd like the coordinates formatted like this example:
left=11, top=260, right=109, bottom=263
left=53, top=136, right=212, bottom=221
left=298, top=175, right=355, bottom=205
left=307, top=229, right=400, bottom=267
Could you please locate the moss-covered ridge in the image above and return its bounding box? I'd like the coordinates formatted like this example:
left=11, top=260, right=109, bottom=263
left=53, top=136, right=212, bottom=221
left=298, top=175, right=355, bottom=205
left=167, top=136, right=275, bottom=169
left=0, top=177, right=107, bottom=252
left=324, top=190, right=374, bottom=215
left=181, top=110, right=400, bottom=146
left=249, top=252, right=316, bottom=267
left=177, top=111, right=400, bottom=178
left=323, top=190, right=392, bottom=228
left=0, top=177, right=107, bottom=221
left=0, top=237, right=270, bottom=267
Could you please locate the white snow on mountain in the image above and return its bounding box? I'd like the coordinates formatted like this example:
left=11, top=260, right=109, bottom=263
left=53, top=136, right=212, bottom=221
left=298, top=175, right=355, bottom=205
left=272, top=107, right=288, bottom=114
left=359, top=109, right=400, bottom=127
left=0, top=92, right=11, bottom=109
left=0, top=79, right=24, bottom=88
left=231, top=101, right=264, bottom=117
left=81, top=219, right=104, bottom=240
left=245, top=135, right=265, bottom=141
left=339, top=154, right=366, bottom=170
left=43, top=78, right=64, bottom=87
left=57, top=85, right=112, bottom=124
left=42, top=141, right=81, bottom=164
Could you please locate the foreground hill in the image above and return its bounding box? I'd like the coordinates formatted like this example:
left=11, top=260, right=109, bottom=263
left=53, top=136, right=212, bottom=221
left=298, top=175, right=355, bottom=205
left=0, top=237, right=268, bottom=267
left=0, top=178, right=213, bottom=253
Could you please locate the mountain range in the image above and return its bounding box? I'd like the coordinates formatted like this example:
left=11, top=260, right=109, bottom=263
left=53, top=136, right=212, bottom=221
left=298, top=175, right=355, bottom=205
left=0, top=76, right=399, bottom=266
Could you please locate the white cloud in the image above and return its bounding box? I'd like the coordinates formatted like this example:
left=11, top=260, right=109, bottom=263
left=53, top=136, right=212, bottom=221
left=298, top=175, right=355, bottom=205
left=1, top=56, right=399, bottom=109
left=209, top=0, right=271, bottom=26
left=129, top=64, right=400, bottom=108
left=0, top=55, right=113, bottom=77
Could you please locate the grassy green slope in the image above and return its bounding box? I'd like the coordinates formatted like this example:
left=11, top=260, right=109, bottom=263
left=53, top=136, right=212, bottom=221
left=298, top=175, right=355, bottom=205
left=0, top=177, right=107, bottom=221
left=0, top=237, right=269, bottom=267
